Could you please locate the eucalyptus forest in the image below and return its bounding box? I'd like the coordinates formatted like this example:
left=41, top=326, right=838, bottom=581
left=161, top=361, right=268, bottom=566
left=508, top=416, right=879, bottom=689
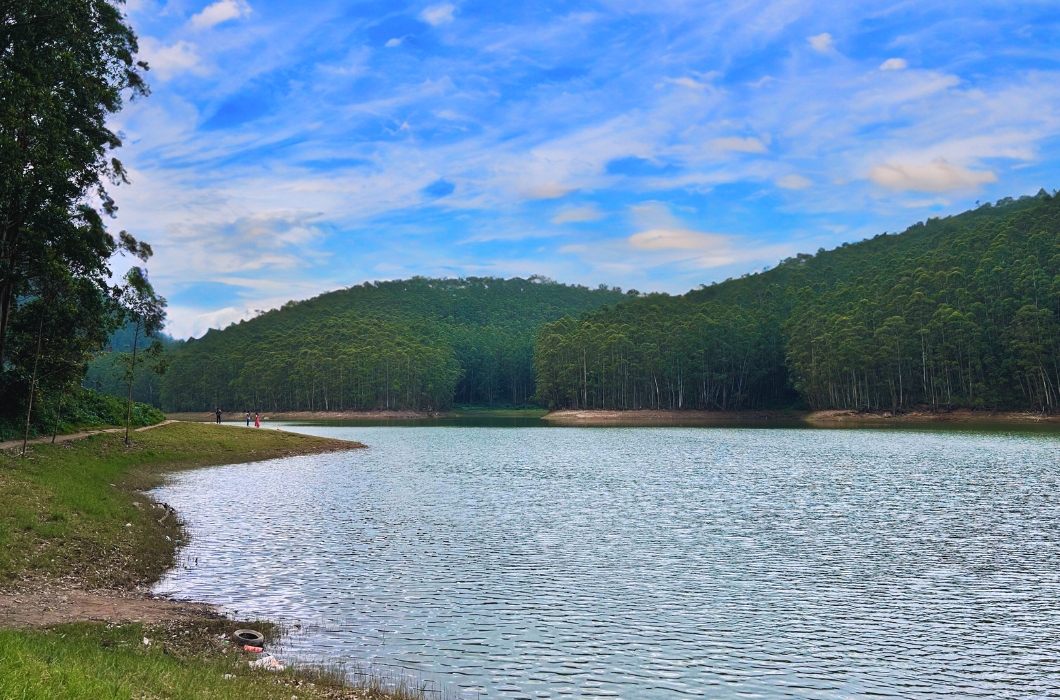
left=536, top=191, right=1060, bottom=413
left=3, top=1, right=1060, bottom=443
left=159, top=277, right=627, bottom=412
left=153, top=191, right=1060, bottom=415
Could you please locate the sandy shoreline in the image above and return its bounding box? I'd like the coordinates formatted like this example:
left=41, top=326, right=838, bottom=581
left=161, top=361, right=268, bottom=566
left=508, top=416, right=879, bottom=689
left=167, top=408, right=1060, bottom=426
left=542, top=408, right=1060, bottom=425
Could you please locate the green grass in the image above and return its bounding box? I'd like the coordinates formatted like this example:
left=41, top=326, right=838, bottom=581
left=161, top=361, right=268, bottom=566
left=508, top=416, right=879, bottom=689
left=0, top=422, right=379, bottom=699
left=0, top=422, right=357, bottom=587
left=0, top=619, right=414, bottom=700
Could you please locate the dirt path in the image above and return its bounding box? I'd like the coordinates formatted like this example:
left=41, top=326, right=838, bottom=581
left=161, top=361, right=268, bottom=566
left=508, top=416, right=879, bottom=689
left=0, top=586, right=215, bottom=628
left=0, top=419, right=182, bottom=452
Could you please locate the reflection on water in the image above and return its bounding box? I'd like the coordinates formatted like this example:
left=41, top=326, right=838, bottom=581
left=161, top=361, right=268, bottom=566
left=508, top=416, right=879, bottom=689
left=154, top=426, right=1060, bottom=698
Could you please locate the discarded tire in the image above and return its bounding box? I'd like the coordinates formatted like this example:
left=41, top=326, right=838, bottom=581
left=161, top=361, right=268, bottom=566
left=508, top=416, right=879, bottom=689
left=232, top=629, right=265, bottom=646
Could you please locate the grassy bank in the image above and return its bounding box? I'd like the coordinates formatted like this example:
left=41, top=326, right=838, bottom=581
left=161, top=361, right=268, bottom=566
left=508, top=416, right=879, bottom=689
left=0, top=422, right=359, bottom=588
left=0, top=618, right=418, bottom=700
left=0, top=422, right=383, bottom=700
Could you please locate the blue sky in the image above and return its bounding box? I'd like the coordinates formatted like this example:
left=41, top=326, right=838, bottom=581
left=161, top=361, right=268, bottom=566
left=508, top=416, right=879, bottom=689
left=114, top=0, right=1060, bottom=338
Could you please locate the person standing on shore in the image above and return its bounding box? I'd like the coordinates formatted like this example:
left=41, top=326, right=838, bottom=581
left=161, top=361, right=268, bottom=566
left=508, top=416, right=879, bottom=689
left=245, top=411, right=251, bottom=426
left=254, top=412, right=260, bottom=428
left=215, top=407, right=222, bottom=424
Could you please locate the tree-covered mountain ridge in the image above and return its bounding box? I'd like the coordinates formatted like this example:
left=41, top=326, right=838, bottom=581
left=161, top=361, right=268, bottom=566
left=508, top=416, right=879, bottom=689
left=535, top=190, right=1060, bottom=413
left=161, top=276, right=629, bottom=412
left=162, top=190, right=1060, bottom=414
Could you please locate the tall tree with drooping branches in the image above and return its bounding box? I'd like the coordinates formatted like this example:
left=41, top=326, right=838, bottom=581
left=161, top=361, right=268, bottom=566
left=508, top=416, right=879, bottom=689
left=0, top=0, right=153, bottom=425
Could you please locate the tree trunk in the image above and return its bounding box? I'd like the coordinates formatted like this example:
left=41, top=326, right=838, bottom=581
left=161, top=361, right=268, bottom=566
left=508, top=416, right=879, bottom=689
left=124, top=321, right=141, bottom=445
left=21, top=307, right=46, bottom=458
left=0, top=281, right=12, bottom=371
left=52, top=389, right=66, bottom=443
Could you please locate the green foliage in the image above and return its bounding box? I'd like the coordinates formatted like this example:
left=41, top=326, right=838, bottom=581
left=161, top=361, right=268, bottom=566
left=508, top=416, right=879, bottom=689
left=534, top=297, right=793, bottom=410
left=161, top=276, right=626, bottom=412
left=0, top=1, right=153, bottom=432
left=536, top=191, right=1060, bottom=413
left=0, top=388, right=163, bottom=443
left=84, top=323, right=178, bottom=407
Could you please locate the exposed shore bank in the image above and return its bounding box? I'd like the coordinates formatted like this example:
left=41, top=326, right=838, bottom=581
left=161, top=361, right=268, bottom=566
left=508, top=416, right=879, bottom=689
left=0, top=422, right=388, bottom=699
left=168, top=407, right=549, bottom=422
left=168, top=409, right=455, bottom=422
left=543, top=408, right=1060, bottom=426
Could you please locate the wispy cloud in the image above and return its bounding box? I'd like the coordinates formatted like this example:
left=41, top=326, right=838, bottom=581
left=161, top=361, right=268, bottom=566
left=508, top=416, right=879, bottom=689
left=777, top=174, right=812, bottom=190
left=419, top=4, right=455, bottom=26
left=869, top=158, right=997, bottom=192
left=114, top=1, right=1060, bottom=335
left=138, top=37, right=201, bottom=79
left=552, top=206, right=604, bottom=224
left=190, top=0, right=251, bottom=30
left=808, top=32, right=834, bottom=54
left=712, top=137, right=769, bottom=154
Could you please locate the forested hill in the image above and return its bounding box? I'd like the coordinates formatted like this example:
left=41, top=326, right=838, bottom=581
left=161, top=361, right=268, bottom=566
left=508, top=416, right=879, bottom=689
left=161, top=277, right=628, bottom=412
left=535, top=190, right=1060, bottom=413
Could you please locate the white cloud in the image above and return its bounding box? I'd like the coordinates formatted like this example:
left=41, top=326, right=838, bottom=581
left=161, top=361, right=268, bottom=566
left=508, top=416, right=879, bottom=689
left=111, top=2, right=1060, bottom=334
left=777, top=174, right=812, bottom=189
left=385, top=37, right=405, bottom=48
left=868, top=158, right=997, bottom=192
left=629, top=228, right=729, bottom=251
left=666, top=77, right=710, bottom=90
left=808, top=33, right=834, bottom=53
left=552, top=206, right=604, bottom=224
left=419, top=3, right=455, bottom=26
left=138, top=38, right=201, bottom=79
left=191, top=0, right=251, bottom=30
left=711, top=137, right=768, bottom=153
left=524, top=182, right=575, bottom=200
left=880, top=58, right=908, bottom=71
left=626, top=228, right=743, bottom=268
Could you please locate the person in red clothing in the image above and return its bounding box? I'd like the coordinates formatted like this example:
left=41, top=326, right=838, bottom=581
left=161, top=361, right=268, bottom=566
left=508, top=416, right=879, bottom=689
left=254, top=412, right=261, bottom=428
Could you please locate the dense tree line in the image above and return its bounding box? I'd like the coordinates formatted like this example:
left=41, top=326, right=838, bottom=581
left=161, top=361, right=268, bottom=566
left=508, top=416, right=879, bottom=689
left=160, top=277, right=626, bottom=412
left=84, top=324, right=176, bottom=408
left=782, top=192, right=1060, bottom=412
left=534, top=299, right=792, bottom=411
left=162, top=192, right=1060, bottom=415
left=536, top=191, right=1060, bottom=413
left=0, top=1, right=166, bottom=443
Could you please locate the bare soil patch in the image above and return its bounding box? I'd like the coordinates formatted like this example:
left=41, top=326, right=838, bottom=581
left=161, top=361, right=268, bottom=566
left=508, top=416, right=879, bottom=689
left=543, top=408, right=1060, bottom=426
left=542, top=409, right=803, bottom=425
left=0, top=585, right=214, bottom=628
left=805, top=409, right=1060, bottom=424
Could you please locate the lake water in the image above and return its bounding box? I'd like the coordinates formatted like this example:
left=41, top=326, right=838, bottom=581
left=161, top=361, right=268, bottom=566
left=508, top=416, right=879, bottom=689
left=153, top=422, right=1060, bottom=698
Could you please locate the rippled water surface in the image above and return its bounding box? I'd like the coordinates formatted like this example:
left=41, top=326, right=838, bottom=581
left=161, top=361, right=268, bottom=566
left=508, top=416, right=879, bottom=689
left=154, top=424, right=1060, bottom=698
